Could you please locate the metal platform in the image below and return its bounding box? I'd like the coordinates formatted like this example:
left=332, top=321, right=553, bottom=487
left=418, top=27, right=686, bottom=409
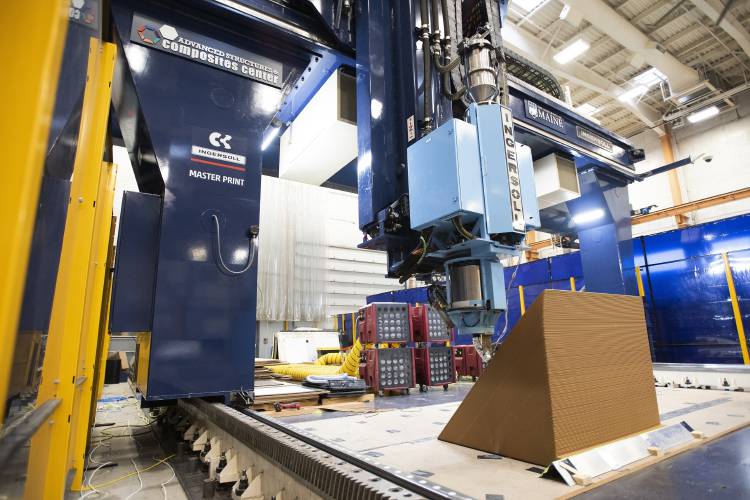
left=178, top=381, right=750, bottom=499
left=653, top=363, right=750, bottom=391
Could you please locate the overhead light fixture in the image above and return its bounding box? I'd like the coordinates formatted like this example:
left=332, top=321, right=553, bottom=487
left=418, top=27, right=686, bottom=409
left=513, top=0, right=545, bottom=12
left=575, top=103, right=598, bottom=116
left=633, top=67, right=667, bottom=88
left=553, top=38, right=590, bottom=64
left=618, top=85, right=647, bottom=102
left=559, top=4, right=571, bottom=19
left=687, top=105, right=719, bottom=123
left=572, top=208, right=605, bottom=225
left=260, top=126, right=280, bottom=151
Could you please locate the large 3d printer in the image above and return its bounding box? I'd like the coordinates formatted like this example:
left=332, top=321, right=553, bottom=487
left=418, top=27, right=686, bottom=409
left=103, top=0, right=662, bottom=402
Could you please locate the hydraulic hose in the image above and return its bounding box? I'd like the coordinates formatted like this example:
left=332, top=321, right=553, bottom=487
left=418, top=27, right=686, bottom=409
left=432, top=51, right=460, bottom=73
left=420, top=0, right=432, bottom=133
left=442, top=69, right=466, bottom=101
left=440, top=0, right=450, bottom=37
left=211, top=214, right=258, bottom=276
left=430, top=0, right=441, bottom=36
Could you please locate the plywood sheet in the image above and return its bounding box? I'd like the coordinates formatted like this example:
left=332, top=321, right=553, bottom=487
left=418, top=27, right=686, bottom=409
left=288, top=388, right=750, bottom=500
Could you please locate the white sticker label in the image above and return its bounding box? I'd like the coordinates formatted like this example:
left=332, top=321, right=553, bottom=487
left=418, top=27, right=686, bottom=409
left=407, top=115, right=416, bottom=142
left=500, top=107, right=525, bottom=232
left=190, top=145, right=246, bottom=166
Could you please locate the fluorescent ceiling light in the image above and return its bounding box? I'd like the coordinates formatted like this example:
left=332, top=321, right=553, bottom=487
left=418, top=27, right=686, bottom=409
left=618, top=85, right=647, bottom=102
left=553, top=38, right=590, bottom=64
left=560, top=4, right=571, bottom=19
left=260, top=127, right=280, bottom=151
left=687, top=106, right=719, bottom=123
left=575, top=103, right=598, bottom=116
left=572, top=208, right=605, bottom=225
left=513, top=0, right=545, bottom=12
left=633, top=67, right=667, bottom=88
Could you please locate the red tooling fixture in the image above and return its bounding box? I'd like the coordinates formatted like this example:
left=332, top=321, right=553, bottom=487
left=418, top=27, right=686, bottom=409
left=414, top=345, right=456, bottom=391
left=453, top=345, right=484, bottom=380
left=358, top=302, right=413, bottom=344
left=410, top=304, right=452, bottom=342
left=360, top=348, right=416, bottom=394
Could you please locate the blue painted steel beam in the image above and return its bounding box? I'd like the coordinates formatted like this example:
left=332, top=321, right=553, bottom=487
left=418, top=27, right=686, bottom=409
left=274, top=50, right=354, bottom=126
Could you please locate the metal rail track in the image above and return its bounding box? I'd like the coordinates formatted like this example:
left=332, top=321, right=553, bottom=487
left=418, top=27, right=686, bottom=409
left=181, top=399, right=473, bottom=500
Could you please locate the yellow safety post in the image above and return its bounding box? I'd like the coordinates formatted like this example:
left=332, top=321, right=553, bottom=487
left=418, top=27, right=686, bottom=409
left=69, top=161, right=117, bottom=491
left=518, top=286, right=526, bottom=315
left=722, top=253, right=750, bottom=365
left=352, top=312, right=357, bottom=340
left=93, top=223, right=116, bottom=403
left=0, top=0, right=69, bottom=423
left=635, top=267, right=645, bottom=297
left=25, top=38, right=116, bottom=500
left=569, top=276, right=576, bottom=291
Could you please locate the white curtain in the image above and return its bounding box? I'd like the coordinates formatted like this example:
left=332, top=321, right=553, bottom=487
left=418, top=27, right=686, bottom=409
left=256, top=176, right=329, bottom=321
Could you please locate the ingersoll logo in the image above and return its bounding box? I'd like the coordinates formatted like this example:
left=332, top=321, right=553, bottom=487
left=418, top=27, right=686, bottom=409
left=500, top=107, right=525, bottom=232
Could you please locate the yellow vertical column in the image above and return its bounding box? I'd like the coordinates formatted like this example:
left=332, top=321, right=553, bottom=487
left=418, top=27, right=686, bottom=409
left=569, top=276, right=576, bottom=291
left=518, top=286, right=526, bottom=315
left=69, top=160, right=117, bottom=491
left=25, top=38, right=116, bottom=500
left=635, top=267, right=646, bottom=297
left=722, top=253, right=750, bottom=365
left=93, top=222, right=116, bottom=403
left=0, top=0, right=69, bottom=422
left=352, top=312, right=357, bottom=341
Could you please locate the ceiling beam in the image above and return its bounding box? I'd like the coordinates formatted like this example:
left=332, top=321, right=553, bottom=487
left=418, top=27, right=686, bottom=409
left=690, top=0, right=750, bottom=60
left=565, top=0, right=701, bottom=92
left=629, top=0, right=674, bottom=25
left=503, top=22, right=665, bottom=134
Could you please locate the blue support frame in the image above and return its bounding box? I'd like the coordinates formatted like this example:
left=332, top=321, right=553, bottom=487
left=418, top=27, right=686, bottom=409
left=109, top=0, right=342, bottom=401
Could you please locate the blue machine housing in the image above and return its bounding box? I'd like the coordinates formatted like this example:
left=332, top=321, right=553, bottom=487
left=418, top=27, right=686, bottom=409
left=407, top=119, right=484, bottom=231
left=108, top=0, right=348, bottom=401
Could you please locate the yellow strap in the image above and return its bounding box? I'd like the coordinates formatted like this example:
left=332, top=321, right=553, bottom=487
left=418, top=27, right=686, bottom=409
left=635, top=266, right=645, bottom=297
left=723, top=253, right=750, bottom=364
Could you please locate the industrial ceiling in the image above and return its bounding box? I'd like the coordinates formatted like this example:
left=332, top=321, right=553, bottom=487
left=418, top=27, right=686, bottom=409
left=504, top=0, right=750, bottom=137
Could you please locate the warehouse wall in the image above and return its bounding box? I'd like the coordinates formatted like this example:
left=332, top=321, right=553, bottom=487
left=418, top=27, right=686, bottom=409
left=628, top=93, right=750, bottom=236
left=317, top=184, right=403, bottom=317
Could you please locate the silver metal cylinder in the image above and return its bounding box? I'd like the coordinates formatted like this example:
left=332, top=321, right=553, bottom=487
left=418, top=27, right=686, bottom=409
left=466, top=45, right=497, bottom=103
left=448, top=262, right=483, bottom=309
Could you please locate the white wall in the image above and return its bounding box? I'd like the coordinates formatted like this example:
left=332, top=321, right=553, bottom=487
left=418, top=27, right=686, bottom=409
left=628, top=93, right=750, bottom=237
left=113, top=146, right=138, bottom=237
left=322, top=187, right=404, bottom=317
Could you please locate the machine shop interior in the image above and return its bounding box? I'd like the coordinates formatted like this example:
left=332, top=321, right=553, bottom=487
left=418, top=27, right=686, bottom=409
left=5, top=0, right=750, bottom=499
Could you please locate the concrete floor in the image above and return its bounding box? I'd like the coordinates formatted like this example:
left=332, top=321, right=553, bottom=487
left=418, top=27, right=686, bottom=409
left=579, top=425, right=750, bottom=500
left=68, top=383, right=188, bottom=500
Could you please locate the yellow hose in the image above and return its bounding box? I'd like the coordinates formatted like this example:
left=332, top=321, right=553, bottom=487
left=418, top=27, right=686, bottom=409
left=338, top=338, right=362, bottom=377
left=314, top=352, right=345, bottom=366
left=269, top=363, right=341, bottom=380
left=269, top=338, right=363, bottom=380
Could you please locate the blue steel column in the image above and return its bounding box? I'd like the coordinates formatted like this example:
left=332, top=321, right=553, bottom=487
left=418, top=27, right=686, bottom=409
left=356, top=0, right=418, bottom=229
left=569, top=167, right=637, bottom=295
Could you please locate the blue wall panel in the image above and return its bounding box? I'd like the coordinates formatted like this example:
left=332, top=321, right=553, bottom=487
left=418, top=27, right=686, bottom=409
left=499, top=213, right=750, bottom=364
